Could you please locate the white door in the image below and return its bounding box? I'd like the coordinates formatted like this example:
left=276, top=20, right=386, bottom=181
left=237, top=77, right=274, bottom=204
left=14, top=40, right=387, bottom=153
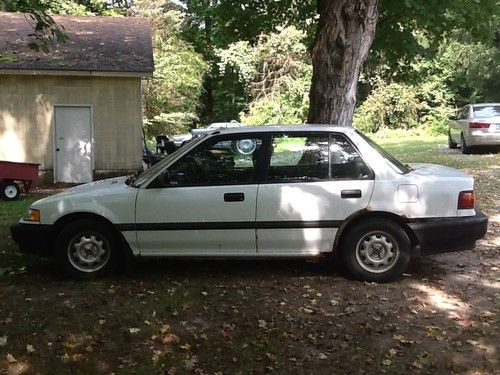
left=135, top=134, right=265, bottom=256
left=54, top=106, right=92, bottom=183
left=256, top=133, right=375, bottom=255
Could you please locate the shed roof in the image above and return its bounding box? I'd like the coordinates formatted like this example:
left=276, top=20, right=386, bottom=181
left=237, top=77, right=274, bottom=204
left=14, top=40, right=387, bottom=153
left=0, top=12, right=154, bottom=76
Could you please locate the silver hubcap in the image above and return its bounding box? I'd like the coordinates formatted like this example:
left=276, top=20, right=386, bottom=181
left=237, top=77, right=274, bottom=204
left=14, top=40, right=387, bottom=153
left=67, top=232, right=110, bottom=273
left=355, top=231, right=399, bottom=273
left=4, top=185, right=17, bottom=199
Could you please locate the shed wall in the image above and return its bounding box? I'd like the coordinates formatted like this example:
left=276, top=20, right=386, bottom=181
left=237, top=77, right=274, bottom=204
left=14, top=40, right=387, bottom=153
left=0, top=75, right=143, bottom=182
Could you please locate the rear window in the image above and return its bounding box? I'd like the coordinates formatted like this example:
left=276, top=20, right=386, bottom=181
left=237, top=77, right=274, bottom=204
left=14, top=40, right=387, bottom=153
left=473, top=105, right=500, bottom=118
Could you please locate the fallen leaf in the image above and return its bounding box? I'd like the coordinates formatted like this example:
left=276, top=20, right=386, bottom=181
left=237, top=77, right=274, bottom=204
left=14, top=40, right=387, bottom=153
left=184, top=355, right=198, bottom=370
left=0, top=336, right=7, bottom=347
left=7, top=353, right=17, bottom=363
left=318, top=352, right=328, bottom=360
left=26, top=344, right=35, bottom=353
left=129, top=328, right=141, bottom=334
left=382, top=359, right=392, bottom=366
left=162, top=333, right=180, bottom=344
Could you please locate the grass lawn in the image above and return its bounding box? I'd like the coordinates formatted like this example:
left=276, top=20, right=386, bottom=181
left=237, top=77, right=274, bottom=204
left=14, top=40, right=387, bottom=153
left=0, top=134, right=498, bottom=374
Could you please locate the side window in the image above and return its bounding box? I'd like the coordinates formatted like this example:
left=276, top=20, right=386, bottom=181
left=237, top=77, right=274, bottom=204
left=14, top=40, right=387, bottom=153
left=330, top=134, right=371, bottom=179
left=151, top=136, right=263, bottom=187
left=265, top=133, right=371, bottom=182
left=267, top=134, right=330, bottom=182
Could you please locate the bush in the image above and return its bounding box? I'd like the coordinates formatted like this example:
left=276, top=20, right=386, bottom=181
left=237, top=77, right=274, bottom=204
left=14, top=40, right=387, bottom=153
left=353, top=82, right=421, bottom=133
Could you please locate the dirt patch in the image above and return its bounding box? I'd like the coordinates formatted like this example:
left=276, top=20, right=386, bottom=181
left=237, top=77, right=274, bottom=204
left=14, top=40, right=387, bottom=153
left=1, top=212, right=498, bottom=374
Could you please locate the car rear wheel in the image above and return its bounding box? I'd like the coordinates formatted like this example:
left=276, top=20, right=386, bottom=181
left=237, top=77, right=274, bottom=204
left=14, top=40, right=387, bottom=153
left=1, top=180, right=20, bottom=201
left=54, top=220, right=118, bottom=279
left=341, top=219, right=411, bottom=282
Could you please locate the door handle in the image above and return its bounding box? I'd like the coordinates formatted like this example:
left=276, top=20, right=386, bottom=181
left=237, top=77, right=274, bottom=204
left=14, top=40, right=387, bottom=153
left=224, top=192, right=245, bottom=202
left=341, top=189, right=362, bottom=199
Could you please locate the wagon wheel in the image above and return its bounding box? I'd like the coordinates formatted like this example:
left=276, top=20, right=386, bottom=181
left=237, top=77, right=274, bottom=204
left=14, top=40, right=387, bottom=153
left=1, top=180, right=21, bottom=201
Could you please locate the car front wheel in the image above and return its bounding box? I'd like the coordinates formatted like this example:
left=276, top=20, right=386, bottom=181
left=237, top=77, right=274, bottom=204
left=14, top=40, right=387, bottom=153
left=54, top=220, right=118, bottom=279
left=341, top=219, right=411, bottom=282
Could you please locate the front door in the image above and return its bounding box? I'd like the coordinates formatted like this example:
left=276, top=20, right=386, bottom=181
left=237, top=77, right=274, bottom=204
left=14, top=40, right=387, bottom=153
left=135, top=134, right=265, bottom=255
left=54, top=106, right=92, bottom=183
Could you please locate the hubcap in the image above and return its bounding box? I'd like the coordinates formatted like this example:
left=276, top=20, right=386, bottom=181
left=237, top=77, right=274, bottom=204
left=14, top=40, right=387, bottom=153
left=355, top=231, right=399, bottom=273
left=67, top=232, right=110, bottom=273
left=4, top=185, right=18, bottom=199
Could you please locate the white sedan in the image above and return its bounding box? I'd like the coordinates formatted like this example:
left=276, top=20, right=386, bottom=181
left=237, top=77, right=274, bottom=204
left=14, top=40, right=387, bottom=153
left=11, top=125, right=488, bottom=282
left=449, top=103, right=500, bottom=153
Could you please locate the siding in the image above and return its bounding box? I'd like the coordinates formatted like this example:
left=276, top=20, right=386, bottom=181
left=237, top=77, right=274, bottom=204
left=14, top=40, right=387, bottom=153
left=0, top=74, right=143, bottom=179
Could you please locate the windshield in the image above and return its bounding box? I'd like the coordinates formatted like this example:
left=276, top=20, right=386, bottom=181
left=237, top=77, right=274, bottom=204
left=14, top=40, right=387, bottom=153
left=128, top=136, right=206, bottom=187
left=356, top=131, right=411, bottom=174
left=473, top=105, right=500, bottom=118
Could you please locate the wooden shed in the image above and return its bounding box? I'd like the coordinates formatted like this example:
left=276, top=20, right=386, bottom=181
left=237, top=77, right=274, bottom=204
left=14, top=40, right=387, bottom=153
left=0, top=12, right=154, bottom=183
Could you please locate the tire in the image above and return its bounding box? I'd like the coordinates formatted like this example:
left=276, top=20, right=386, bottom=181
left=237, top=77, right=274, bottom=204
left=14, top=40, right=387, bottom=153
left=340, top=219, right=411, bottom=282
left=1, top=180, right=20, bottom=201
left=53, top=219, right=119, bottom=279
left=448, top=130, right=458, bottom=149
left=461, top=133, right=471, bottom=154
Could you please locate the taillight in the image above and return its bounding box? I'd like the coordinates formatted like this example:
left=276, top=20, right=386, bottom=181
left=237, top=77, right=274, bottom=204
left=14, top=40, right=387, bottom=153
left=469, top=122, right=490, bottom=129
left=458, top=190, right=475, bottom=209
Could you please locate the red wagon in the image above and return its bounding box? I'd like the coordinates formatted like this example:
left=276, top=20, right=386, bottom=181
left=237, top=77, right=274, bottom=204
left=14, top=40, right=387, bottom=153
left=0, top=161, right=40, bottom=201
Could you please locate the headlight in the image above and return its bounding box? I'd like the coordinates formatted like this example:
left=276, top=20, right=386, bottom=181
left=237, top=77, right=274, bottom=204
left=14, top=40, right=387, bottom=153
left=23, top=209, right=40, bottom=223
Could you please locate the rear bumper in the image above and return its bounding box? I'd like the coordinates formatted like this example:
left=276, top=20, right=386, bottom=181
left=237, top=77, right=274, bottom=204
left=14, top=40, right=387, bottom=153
left=466, top=131, right=500, bottom=146
left=407, top=211, right=488, bottom=255
left=10, top=222, right=53, bottom=255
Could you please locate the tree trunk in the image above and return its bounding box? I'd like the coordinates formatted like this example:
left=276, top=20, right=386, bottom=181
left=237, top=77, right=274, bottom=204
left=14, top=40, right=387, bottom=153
left=307, top=0, right=379, bottom=126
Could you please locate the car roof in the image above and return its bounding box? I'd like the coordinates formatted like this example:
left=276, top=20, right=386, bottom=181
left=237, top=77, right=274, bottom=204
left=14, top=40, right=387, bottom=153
left=470, top=103, right=500, bottom=107
left=210, top=124, right=353, bottom=135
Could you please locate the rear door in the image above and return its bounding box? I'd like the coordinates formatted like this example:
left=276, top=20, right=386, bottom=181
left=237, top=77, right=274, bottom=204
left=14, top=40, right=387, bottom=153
left=256, top=132, right=375, bottom=255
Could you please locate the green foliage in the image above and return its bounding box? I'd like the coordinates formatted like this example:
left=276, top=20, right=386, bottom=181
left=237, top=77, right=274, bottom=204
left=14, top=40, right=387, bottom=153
left=354, top=81, right=421, bottom=133
left=217, top=26, right=311, bottom=125
left=435, top=38, right=500, bottom=105
left=137, top=2, right=208, bottom=136
left=372, top=0, right=499, bottom=76
left=44, top=0, right=127, bottom=16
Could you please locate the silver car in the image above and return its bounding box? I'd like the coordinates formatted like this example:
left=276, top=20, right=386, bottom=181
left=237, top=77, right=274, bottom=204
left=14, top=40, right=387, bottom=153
left=449, top=103, right=500, bottom=153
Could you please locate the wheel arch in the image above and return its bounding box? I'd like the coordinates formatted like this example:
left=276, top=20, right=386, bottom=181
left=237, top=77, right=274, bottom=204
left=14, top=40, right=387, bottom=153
left=333, top=210, right=419, bottom=252
left=51, top=212, right=133, bottom=257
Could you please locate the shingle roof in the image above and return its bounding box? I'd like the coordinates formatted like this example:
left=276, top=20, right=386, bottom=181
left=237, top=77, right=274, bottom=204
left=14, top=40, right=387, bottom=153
left=0, top=12, right=154, bottom=75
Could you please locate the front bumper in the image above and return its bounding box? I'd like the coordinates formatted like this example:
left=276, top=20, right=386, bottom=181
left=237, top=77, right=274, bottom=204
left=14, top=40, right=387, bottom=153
left=10, top=222, right=53, bottom=255
left=407, top=211, right=488, bottom=255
